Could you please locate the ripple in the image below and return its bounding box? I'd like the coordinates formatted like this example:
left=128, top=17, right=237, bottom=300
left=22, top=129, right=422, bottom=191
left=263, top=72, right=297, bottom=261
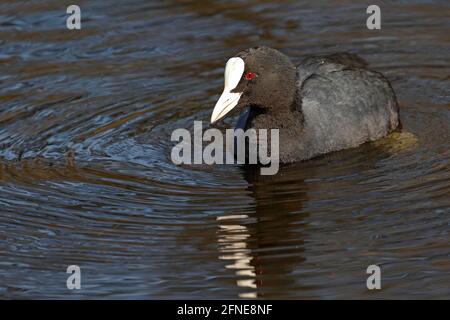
left=0, top=0, right=449, bottom=299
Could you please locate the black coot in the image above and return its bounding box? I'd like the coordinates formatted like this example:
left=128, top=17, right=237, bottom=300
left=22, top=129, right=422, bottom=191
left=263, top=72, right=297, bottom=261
left=211, top=46, right=400, bottom=163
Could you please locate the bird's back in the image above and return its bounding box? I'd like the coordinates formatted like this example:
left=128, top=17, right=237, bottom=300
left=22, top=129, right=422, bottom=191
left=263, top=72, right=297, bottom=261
left=281, top=53, right=399, bottom=162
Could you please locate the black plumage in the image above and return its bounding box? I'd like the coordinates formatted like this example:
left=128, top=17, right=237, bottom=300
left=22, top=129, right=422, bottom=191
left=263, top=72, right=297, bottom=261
left=219, top=46, right=400, bottom=163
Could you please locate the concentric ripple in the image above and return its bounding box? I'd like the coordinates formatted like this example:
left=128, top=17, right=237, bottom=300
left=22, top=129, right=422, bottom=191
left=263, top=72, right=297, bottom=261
left=0, top=0, right=449, bottom=299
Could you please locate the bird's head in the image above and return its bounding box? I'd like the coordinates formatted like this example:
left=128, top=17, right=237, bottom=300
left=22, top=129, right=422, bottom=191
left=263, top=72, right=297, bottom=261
left=211, top=46, right=297, bottom=124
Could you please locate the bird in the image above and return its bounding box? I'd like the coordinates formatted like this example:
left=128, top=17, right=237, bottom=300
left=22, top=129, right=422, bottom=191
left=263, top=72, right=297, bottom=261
left=210, top=46, right=400, bottom=163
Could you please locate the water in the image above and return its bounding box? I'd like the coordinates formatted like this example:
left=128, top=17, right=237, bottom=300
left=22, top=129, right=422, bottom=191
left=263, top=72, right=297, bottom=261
left=0, top=0, right=449, bottom=299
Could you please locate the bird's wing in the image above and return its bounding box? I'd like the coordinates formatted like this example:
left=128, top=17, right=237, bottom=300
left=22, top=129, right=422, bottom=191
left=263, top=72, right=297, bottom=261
left=296, top=52, right=368, bottom=85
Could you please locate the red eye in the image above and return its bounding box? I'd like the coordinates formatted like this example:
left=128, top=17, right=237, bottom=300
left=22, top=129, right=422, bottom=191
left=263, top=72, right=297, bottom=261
left=245, top=72, right=256, bottom=80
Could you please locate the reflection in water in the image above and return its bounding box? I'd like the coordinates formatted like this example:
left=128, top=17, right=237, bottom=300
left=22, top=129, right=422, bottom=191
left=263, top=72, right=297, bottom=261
left=217, top=214, right=257, bottom=298
left=0, top=0, right=449, bottom=299
left=217, top=166, right=308, bottom=298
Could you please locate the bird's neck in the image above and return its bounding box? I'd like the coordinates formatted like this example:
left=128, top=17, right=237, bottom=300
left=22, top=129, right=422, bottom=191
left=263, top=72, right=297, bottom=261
left=249, top=87, right=304, bottom=130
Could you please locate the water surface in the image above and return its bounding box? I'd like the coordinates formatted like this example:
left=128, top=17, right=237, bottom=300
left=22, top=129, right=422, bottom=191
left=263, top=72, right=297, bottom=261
left=0, top=0, right=449, bottom=299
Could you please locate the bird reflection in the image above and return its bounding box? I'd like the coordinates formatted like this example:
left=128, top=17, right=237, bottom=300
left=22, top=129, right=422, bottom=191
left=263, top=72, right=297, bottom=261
left=216, top=164, right=309, bottom=298
left=217, top=214, right=258, bottom=298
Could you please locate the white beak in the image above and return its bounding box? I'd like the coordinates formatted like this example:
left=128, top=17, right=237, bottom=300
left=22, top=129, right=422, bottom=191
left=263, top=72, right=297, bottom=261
left=211, top=57, right=245, bottom=123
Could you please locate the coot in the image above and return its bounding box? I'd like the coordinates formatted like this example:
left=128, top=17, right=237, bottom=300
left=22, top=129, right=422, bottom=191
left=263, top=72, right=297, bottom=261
left=211, top=46, right=400, bottom=163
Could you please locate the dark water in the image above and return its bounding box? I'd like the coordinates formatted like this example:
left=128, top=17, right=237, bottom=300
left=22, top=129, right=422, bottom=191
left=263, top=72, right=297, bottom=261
left=0, top=0, right=449, bottom=299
